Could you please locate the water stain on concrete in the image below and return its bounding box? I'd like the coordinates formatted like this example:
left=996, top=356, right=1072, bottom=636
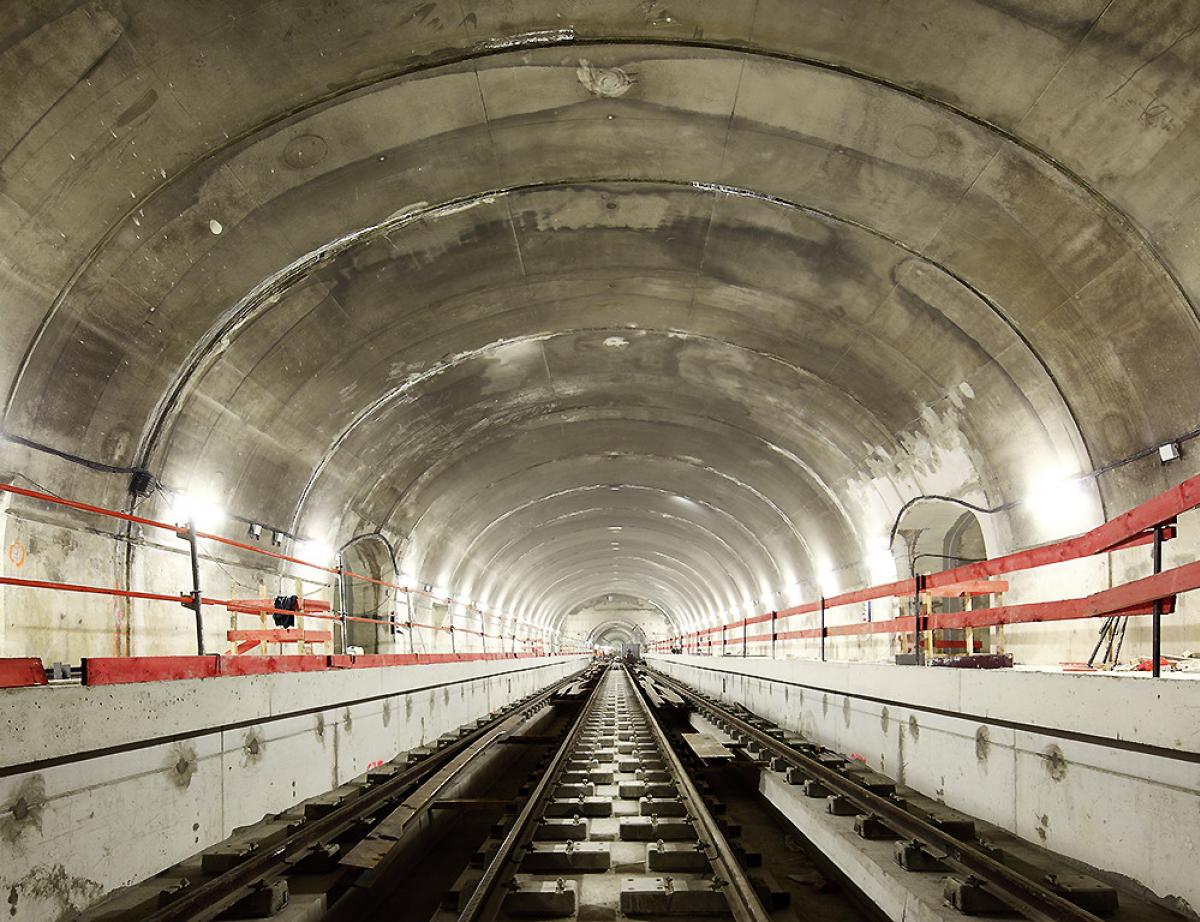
left=821, top=693, right=829, bottom=717
left=382, top=698, right=392, bottom=728
left=1042, top=744, right=1068, bottom=781
left=842, top=695, right=852, bottom=727
left=1035, top=812, right=1050, bottom=842
left=343, top=708, right=354, bottom=733
left=974, top=725, right=990, bottom=762
left=167, top=742, right=197, bottom=790
left=242, top=729, right=265, bottom=765
left=315, top=712, right=326, bottom=740
left=908, top=715, right=920, bottom=741
left=7, top=864, right=101, bottom=919
left=880, top=706, right=890, bottom=733
left=1, top=775, right=46, bottom=844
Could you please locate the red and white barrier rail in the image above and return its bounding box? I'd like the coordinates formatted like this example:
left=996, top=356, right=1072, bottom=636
left=0, top=480, right=577, bottom=677
left=648, top=475, right=1200, bottom=674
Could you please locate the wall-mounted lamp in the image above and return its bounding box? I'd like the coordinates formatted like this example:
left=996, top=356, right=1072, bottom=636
left=1160, top=441, right=1182, bottom=463
left=247, top=523, right=263, bottom=540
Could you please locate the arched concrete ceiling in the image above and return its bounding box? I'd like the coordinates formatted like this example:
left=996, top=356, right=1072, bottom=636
left=2, top=2, right=1199, bottom=635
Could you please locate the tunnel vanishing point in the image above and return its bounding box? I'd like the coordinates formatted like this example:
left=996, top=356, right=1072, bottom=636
left=1, top=3, right=1199, bottom=922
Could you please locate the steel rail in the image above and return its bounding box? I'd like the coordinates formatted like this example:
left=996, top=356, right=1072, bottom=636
left=645, top=666, right=1106, bottom=922
left=628, top=666, right=772, bottom=922
left=142, top=666, right=591, bottom=922
left=455, top=664, right=607, bottom=922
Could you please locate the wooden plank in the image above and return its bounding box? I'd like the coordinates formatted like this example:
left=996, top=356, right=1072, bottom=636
left=681, top=732, right=733, bottom=761
left=226, top=629, right=332, bottom=643
left=922, top=579, right=1009, bottom=598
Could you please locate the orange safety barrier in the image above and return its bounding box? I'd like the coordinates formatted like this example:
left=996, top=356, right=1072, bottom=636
left=71, top=650, right=586, bottom=686
left=649, top=474, right=1200, bottom=669
left=0, top=481, right=556, bottom=656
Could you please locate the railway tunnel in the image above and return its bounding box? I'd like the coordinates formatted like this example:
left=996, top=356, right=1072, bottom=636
left=1, top=2, right=1199, bottom=920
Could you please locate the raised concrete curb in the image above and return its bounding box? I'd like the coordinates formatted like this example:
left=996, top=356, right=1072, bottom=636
left=651, top=655, right=1200, bottom=915
left=0, top=657, right=581, bottom=922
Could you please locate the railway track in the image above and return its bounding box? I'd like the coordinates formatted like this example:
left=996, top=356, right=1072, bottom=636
left=640, top=665, right=1122, bottom=922
left=446, top=663, right=772, bottom=921
left=83, top=660, right=1174, bottom=922
left=82, top=665, right=601, bottom=922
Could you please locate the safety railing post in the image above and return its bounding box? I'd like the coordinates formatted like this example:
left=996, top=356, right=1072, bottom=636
left=913, top=574, right=926, bottom=666
left=183, top=517, right=205, bottom=655
left=1152, top=523, right=1164, bottom=677
left=770, top=610, right=777, bottom=659
left=335, top=553, right=348, bottom=654
left=819, top=596, right=825, bottom=662
left=742, top=620, right=747, bottom=657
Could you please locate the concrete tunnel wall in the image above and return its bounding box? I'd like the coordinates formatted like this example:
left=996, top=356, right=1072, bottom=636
left=2, top=2, right=1200, bottom=667
left=0, top=655, right=583, bottom=922
left=649, top=654, right=1200, bottom=917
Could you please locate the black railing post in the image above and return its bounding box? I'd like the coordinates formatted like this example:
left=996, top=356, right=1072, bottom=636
left=913, top=574, right=926, bottom=666
left=770, top=610, right=777, bottom=659
left=819, top=596, right=826, bottom=662
left=743, top=619, right=748, bottom=657
left=1152, top=523, right=1164, bottom=677
left=184, top=518, right=205, bottom=655
left=335, top=553, right=348, bottom=654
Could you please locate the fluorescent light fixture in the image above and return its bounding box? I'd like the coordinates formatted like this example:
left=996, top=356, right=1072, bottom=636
left=866, top=545, right=896, bottom=585
left=1026, top=470, right=1089, bottom=531
left=295, top=540, right=335, bottom=567
left=171, top=492, right=225, bottom=531
left=1160, top=442, right=1182, bottom=463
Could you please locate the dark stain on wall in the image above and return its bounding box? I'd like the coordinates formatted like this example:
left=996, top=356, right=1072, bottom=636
left=1043, top=744, right=1068, bottom=781
left=315, top=712, right=326, bottom=740
left=1, top=775, right=46, bottom=845
left=842, top=695, right=852, bottom=727
left=242, top=729, right=265, bottom=765
left=880, top=705, right=890, bottom=733
left=7, top=863, right=101, bottom=920
left=1035, top=812, right=1050, bottom=842
left=167, top=742, right=197, bottom=790
left=975, top=725, right=990, bottom=763
left=343, top=707, right=354, bottom=733
left=908, top=715, right=920, bottom=741
left=382, top=698, right=392, bottom=728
